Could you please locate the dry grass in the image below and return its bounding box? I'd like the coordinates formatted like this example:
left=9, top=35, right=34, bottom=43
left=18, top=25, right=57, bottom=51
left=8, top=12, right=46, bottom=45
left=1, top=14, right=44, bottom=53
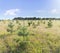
left=0, top=20, right=60, bottom=52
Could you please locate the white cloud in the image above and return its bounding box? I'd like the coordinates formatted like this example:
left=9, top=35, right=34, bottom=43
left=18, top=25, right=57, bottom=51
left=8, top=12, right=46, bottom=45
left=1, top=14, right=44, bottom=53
left=36, top=9, right=60, bottom=14
left=36, top=10, right=45, bottom=13
left=36, top=10, right=42, bottom=13
left=4, top=9, right=20, bottom=16
left=51, top=9, right=59, bottom=14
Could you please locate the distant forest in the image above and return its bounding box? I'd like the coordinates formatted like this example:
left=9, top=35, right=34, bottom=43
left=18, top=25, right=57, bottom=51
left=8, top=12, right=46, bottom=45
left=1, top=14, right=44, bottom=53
left=13, top=17, right=60, bottom=20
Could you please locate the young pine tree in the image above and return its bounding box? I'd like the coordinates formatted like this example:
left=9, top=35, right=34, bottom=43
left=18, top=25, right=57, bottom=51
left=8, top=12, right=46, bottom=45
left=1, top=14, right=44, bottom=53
left=7, top=22, right=14, bottom=34
left=48, top=19, right=52, bottom=28
left=18, top=26, right=29, bottom=37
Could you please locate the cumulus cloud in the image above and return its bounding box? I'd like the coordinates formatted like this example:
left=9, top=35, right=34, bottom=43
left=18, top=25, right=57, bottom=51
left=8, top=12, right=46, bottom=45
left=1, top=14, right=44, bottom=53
left=4, top=9, right=20, bottom=16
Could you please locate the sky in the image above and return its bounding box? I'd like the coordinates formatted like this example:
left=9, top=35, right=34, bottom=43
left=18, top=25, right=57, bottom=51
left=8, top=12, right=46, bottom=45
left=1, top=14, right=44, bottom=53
left=0, top=0, right=60, bottom=19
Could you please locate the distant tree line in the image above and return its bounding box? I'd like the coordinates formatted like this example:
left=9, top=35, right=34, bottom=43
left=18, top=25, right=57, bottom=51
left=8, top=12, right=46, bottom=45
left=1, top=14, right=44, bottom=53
left=13, top=17, right=60, bottom=20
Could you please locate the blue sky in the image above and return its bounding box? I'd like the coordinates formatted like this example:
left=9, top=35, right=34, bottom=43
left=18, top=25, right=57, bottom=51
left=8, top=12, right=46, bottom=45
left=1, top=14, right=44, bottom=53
left=0, top=0, right=60, bottom=19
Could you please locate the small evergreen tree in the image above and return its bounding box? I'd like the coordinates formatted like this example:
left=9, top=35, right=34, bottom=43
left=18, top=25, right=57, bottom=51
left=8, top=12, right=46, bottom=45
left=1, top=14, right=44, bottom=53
left=37, top=21, right=40, bottom=26
left=32, top=22, right=36, bottom=28
left=48, top=19, right=52, bottom=28
left=18, top=26, right=29, bottom=37
left=28, top=21, right=32, bottom=26
left=7, top=22, right=14, bottom=34
left=43, top=21, right=45, bottom=24
left=16, top=20, right=19, bottom=24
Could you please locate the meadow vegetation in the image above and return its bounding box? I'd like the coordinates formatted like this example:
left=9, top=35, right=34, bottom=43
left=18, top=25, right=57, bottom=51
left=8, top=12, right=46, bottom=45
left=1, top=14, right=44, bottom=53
left=0, top=19, right=60, bottom=53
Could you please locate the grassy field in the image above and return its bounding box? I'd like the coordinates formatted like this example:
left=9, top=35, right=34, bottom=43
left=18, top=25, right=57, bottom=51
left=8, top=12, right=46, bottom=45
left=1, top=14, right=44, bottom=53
left=0, top=20, right=60, bottom=53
